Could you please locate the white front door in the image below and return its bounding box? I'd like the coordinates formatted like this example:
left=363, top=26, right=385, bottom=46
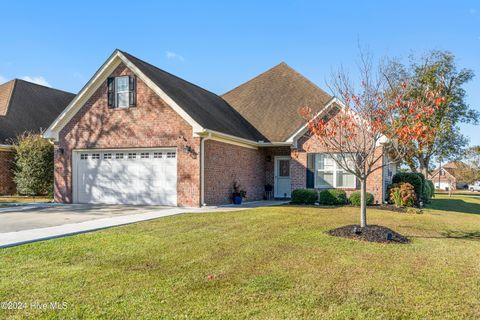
left=73, top=149, right=177, bottom=205
left=274, top=156, right=291, bottom=198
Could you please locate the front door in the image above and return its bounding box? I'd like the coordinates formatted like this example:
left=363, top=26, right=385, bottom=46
left=274, top=156, right=291, bottom=198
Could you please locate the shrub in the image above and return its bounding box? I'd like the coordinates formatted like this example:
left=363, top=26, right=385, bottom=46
left=426, top=180, right=435, bottom=198
left=423, top=182, right=432, bottom=203
left=291, top=189, right=318, bottom=204
left=319, top=189, right=347, bottom=205
left=13, top=133, right=54, bottom=196
left=414, top=172, right=426, bottom=202
left=392, top=172, right=423, bottom=205
left=348, top=191, right=374, bottom=206
left=389, top=182, right=416, bottom=207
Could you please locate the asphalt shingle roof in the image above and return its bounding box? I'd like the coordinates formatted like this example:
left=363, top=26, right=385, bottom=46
left=0, top=79, right=75, bottom=144
left=222, top=62, right=332, bottom=142
left=121, top=51, right=266, bottom=142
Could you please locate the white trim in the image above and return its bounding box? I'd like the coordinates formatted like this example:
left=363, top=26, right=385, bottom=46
left=199, top=129, right=294, bottom=150
left=200, top=133, right=212, bottom=206
left=285, top=97, right=342, bottom=147
left=43, top=50, right=204, bottom=141
left=44, top=51, right=122, bottom=140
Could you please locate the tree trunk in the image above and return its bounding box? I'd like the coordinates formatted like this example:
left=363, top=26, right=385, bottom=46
left=419, top=157, right=430, bottom=177
left=360, top=178, right=367, bottom=227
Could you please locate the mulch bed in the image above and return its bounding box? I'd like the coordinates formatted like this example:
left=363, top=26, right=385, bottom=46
left=370, top=204, right=407, bottom=213
left=328, top=224, right=410, bottom=244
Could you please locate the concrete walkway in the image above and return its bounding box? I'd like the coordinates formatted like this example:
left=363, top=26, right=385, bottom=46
left=0, top=200, right=288, bottom=248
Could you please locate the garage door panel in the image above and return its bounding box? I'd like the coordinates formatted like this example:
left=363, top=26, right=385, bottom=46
left=74, top=149, right=177, bottom=205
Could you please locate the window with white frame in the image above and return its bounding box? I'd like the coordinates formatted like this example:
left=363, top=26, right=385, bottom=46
left=115, top=76, right=130, bottom=108
left=315, top=154, right=356, bottom=188
left=107, top=76, right=136, bottom=109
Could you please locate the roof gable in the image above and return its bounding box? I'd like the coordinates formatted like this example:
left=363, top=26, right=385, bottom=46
left=45, top=50, right=265, bottom=143
left=222, top=62, right=332, bottom=142
left=0, top=79, right=74, bottom=144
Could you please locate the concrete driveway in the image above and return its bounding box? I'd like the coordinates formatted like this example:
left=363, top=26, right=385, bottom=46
left=0, top=200, right=288, bottom=248
left=0, top=204, right=170, bottom=233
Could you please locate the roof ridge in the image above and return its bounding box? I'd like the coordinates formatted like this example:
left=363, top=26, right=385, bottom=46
left=14, top=79, right=75, bottom=95
left=120, top=50, right=223, bottom=98
left=222, top=62, right=288, bottom=97
left=222, top=62, right=331, bottom=100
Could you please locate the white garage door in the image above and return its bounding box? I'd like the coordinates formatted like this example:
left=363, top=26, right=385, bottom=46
left=73, top=149, right=177, bottom=205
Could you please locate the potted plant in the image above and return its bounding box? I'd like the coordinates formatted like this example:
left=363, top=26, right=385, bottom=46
left=232, top=181, right=246, bottom=205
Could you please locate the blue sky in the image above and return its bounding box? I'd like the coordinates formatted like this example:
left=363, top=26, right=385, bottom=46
left=1, top=0, right=479, bottom=145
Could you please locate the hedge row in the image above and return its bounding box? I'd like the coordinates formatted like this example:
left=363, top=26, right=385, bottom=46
left=291, top=189, right=374, bottom=206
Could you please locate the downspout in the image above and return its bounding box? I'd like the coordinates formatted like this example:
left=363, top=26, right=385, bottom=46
left=200, top=132, right=212, bottom=206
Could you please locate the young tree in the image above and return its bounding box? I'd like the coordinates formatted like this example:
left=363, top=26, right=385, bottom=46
left=13, top=133, right=54, bottom=196
left=384, top=51, right=478, bottom=176
left=300, top=55, right=443, bottom=227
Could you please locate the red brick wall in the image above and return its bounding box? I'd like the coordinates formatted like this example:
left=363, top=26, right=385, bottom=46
left=264, top=147, right=291, bottom=187
left=0, top=150, right=15, bottom=195
left=292, top=134, right=385, bottom=203
left=55, top=63, right=201, bottom=206
left=204, top=140, right=265, bottom=205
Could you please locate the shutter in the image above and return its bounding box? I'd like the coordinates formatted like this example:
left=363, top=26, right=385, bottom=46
left=306, top=153, right=315, bottom=188
left=107, top=77, right=115, bottom=108
left=129, top=76, right=136, bottom=107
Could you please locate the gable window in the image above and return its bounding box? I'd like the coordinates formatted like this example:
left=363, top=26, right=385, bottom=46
left=107, top=76, right=136, bottom=109
left=315, top=154, right=356, bottom=189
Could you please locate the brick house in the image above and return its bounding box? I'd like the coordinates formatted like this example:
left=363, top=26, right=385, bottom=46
left=44, top=50, right=395, bottom=206
left=429, top=161, right=469, bottom=190
left=0, top=79, right=74, bottom=195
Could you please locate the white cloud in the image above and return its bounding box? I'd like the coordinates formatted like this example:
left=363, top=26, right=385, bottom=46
left=0, top=75, right=6, bottom=84
left=166, top=51, right=185, bottom=62
left=21, top=76, right=51, bottom=87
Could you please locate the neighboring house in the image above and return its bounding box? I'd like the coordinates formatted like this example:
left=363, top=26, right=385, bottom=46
left=0, top=79, right=75, bottom=195
left=429, top=161, right=468, bottom=190
left=44, top=49, right=394, bottom=206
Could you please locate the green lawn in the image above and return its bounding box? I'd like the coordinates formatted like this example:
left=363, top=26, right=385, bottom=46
left=1, top=196, right=480, bottom=319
